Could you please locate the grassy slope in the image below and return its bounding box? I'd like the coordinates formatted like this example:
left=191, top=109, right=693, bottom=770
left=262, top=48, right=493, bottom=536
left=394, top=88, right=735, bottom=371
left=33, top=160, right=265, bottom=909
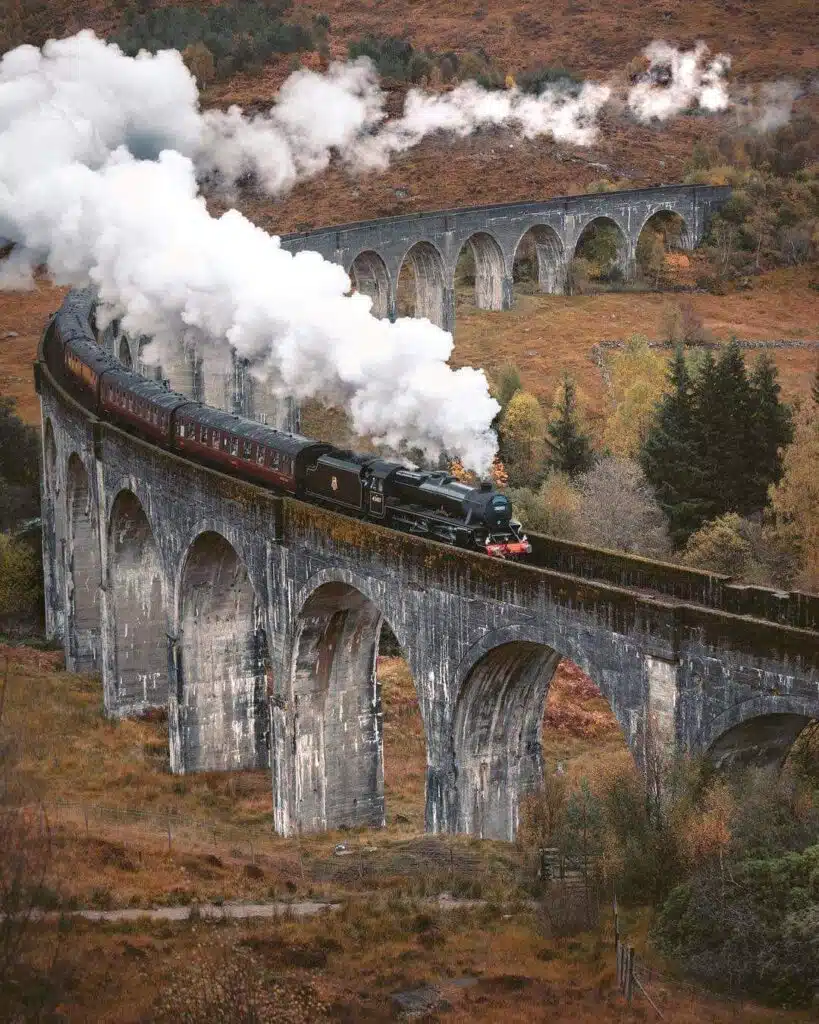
left=454, top=267, right=819, bottom=427
left=4, top=0, right=818, bottom=235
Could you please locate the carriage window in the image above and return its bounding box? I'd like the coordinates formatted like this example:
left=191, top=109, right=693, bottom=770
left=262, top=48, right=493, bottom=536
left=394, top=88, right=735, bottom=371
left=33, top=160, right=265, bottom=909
left=221, top=433, right=229, bottom=451
left=257, top=446, right=265, bottom=465
left=270, top=451, right=280, bottom=469
left=212, top=431, right=220, bottom=449
left=231, top=438, right=239, bottom=456
left=242, top=441, right=251, bottom=459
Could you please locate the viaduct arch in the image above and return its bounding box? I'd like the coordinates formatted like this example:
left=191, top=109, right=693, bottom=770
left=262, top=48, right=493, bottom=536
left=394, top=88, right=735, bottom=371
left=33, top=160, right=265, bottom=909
left=282, top=183, right=731, bottom=333
left=37, top=192, right=819, bottom=843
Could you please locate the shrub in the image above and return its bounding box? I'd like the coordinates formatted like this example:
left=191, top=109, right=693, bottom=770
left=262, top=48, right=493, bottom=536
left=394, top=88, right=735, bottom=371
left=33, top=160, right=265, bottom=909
left=493, top=364, right=522, bottom=411
left=113, top=2, right=313, bottom=81
left=154, top=945, right=327, bottom=1022
left=517, top=66, right=583, bottom=96
left=498, top=390, right=546, bottom=486
left=0, top=534, right=41, bottom=621
left=602, top=335, right=669, bottom=458
left=575, top=457, right=671, bottom=558
left=348, top=35, right=425, bottom=82
left=654, top=846, right=819, bottom=1007
left=507, top=472, right=581, bottom=539
left=182, top=42, right=215, bottom=88
left=682, top=512, right=797, bottom=587
left=566, top=256, right=592, bottom=295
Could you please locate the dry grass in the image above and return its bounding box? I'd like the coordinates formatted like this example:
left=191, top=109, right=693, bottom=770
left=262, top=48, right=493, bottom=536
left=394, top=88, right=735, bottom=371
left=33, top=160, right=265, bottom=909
left=19, top=901, right=815, bottom=1023
left=5, top=646, right=815, bottom=1020
left=454, top=266, right=819, bottom=433
left=379, top=655, right=427, bottom=832
left=0, top=280, right=67, bottom=423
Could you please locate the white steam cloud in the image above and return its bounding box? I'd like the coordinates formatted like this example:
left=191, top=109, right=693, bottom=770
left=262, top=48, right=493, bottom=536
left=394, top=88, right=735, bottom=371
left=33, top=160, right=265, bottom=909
left=627, top=41, right=731, bottom=122
left=735, top=79, right=802, bottom=134
left=0, top=32, right=499, bottom=469
left=0, top=32, right=796, bottom=468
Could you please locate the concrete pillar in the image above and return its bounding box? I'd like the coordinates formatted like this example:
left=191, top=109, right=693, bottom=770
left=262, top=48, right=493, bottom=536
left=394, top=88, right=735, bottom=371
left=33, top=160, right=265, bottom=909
left=278, top=582, right=385, bottom=834
left=501, top=274, right=515, bottom=310
left=65, top=454, right=102, bottom=673
left=449, top=641, right=561, bottom=841
left=644, top=655, right=679, bottom=760
left=442, top=285, right=456, bottom=335
left=171, top=532, right=269, bottom=774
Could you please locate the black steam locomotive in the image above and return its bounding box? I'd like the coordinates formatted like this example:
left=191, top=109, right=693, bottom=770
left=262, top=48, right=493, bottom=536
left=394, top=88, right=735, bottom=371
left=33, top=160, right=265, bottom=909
left=44, top=301, right=531, bottom=558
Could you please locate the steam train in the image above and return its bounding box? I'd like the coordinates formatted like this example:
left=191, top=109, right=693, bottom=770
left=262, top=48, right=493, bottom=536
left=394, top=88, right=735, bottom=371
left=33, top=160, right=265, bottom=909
left=44, top=306, right=531, bottom=559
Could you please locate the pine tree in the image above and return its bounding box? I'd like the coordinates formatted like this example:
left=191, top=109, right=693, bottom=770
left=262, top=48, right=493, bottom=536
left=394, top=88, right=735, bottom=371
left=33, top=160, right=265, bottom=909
left=640, top=347, right=708, bottom=546
left=694, top=340, right=755, bottom=518
left=748, top=354, right=793, bottom=509
left=546, top=375, right=595, bottom=478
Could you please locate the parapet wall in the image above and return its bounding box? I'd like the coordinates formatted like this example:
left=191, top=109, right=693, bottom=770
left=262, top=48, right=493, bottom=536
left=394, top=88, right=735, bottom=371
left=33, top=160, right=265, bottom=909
left=528, top=534, right=818, bottom=632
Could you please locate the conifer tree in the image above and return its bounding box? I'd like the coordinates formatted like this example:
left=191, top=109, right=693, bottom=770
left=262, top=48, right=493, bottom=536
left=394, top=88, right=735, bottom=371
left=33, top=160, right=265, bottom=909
left=546, top=375, right=595, bottom=478
left=642, top=343, right=793, bottom=547
left=695, top=340, right=754, bottom=519
left=748, top=354, right=793, bottom=509
left=640, top=347, right=707, bottom=546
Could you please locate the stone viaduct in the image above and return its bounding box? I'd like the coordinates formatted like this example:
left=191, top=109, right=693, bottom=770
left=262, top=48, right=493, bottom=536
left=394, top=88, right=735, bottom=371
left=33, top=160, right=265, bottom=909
left=39, top=287, right=819, bottom=842
left=281, top=183, right=732, bottom=332
left=89, top=183, right=729, bottom=425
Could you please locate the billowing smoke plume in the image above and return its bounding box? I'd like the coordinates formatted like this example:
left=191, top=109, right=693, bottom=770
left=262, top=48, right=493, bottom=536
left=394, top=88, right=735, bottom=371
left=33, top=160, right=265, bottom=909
left=735, top=79, right=802, bottom=134
left=627, top=41, right=731, bottom=122
left=0, top=32, right=499, bottom=469
left=0, top=32, right=795, bottom=467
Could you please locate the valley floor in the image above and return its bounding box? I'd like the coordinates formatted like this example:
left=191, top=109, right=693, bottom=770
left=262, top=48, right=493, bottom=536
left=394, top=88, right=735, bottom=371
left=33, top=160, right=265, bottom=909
left=2, top=644, right=812, bottom=1022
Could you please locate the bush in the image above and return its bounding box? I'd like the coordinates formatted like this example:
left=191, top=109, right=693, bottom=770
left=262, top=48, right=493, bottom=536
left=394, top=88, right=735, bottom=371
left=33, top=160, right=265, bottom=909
left=685, top=131, right=819, bottom=279
left=113, top=2, right=313, bottom=81
left=348, top=35, right=431, bottom=83
left=507, top=472, right=581, bottom=538
left=655, top=846, right=819, bottom=1007
left=575, top=457, right=671, bottom=558
left=564, top=255, right=592, bottom=296
left=682, top=512, right=796, bottom=587
left=517, top=66, right=583, bottom=96
left=498, top=390, right=546, bottom=486
left=154, top=945, right=327, bottom=1022
left=0, top=534, right=41, bottom=622
left=492, top=363, right=522, bottom=414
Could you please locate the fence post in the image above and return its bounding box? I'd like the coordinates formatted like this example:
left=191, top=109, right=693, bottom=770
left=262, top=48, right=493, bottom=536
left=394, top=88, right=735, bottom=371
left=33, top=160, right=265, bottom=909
left=625, top=946, right=634, bottom=1004
left=613, top=893, right=619, bottom=949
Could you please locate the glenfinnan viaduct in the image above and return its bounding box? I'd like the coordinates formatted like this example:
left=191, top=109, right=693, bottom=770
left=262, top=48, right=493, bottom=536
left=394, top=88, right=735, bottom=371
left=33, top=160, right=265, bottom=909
left=38, top=188, right=819, bottom=843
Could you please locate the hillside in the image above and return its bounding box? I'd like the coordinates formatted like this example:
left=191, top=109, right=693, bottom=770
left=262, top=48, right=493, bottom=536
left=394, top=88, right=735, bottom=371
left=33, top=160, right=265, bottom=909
left=2, top=1, right=817, bottom=233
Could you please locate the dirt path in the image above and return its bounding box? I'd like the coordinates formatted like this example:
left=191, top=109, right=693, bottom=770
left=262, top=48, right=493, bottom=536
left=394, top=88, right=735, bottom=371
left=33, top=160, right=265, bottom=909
left=30, top=893, right=507, bottom=925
